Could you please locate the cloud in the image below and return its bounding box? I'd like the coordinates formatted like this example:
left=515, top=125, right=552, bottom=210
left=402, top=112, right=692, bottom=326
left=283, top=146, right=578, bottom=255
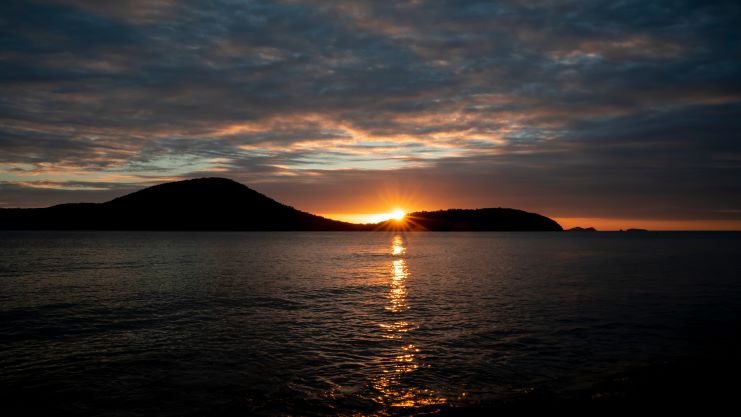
left=1, top=0, right=740, bottom=225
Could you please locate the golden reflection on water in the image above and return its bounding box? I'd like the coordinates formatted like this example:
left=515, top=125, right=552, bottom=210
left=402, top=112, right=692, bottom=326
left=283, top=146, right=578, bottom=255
left=386, top=259, right=409, bottom=315
left=370, top=235, right=447, bottom=411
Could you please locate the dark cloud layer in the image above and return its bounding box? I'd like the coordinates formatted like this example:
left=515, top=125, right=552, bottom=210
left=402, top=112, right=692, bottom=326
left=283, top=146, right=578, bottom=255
left=1, top=0, right=740, bottom=226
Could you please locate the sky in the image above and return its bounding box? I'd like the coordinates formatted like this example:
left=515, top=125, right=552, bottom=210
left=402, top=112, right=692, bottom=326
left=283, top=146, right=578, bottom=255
left=1, top=0, right=740, bottom=230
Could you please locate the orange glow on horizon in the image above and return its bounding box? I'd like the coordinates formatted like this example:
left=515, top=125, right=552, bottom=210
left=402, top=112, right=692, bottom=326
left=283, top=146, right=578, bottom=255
left=325, top=209, right=407, bottom=224
left=319, top=213, right=741, bottom=231
left=555, top=217, right=741, bottom=231
left=311, top=186, right=741, bottom=231
left=296, top=179, right=440, bottom=225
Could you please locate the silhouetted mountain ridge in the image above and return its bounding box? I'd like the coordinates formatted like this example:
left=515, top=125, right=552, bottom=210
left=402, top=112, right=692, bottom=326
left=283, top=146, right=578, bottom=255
left=378, top=208, right=562, bottom=231
left=0, top=178, right=562, bottom=231
left=1, top=178, right=354, bottom=230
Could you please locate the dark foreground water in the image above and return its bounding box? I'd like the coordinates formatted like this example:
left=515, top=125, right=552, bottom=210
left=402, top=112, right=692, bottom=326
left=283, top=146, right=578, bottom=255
left=1, top=231, right=741, bottom=416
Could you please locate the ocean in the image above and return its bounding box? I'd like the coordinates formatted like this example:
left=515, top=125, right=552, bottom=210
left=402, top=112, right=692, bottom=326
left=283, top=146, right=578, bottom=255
left=2, top=231, right=740, bottom=415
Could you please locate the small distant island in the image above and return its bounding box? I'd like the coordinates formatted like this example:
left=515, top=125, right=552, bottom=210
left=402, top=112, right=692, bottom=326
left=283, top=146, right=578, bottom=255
left=0, top=178, right=563, bottom=231
left=567, top=226, right=598, bottom=232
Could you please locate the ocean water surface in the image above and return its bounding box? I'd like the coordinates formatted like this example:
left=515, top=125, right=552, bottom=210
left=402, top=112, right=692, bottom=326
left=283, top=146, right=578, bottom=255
left=1, top=231, right=741, bottom=415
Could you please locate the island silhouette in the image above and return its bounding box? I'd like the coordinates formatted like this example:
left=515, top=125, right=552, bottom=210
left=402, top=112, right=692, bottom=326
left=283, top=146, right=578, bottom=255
left=0, top=177, right=562, bottom=231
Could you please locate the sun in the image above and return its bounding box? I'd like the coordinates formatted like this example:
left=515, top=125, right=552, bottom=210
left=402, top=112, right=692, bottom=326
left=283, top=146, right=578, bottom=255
left=391, top=209, right=406, bottom=221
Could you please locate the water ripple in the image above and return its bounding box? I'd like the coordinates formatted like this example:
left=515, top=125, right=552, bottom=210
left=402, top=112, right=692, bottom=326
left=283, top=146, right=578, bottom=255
left=1, top=231, right=740, bottom=415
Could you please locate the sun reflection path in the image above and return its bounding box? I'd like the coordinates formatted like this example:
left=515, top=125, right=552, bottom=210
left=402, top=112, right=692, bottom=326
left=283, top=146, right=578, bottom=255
left=370, top=235, right=447, bottom=411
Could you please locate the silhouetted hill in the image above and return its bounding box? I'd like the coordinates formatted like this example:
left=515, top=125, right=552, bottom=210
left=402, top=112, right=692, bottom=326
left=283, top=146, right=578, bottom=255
left=377, top=208, right=563, bottom=231
left=0, top=178, right=563, bottom=231
left=567, top=226, right=598, bottom=232
left=0, top=178, right=358, bottom=231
